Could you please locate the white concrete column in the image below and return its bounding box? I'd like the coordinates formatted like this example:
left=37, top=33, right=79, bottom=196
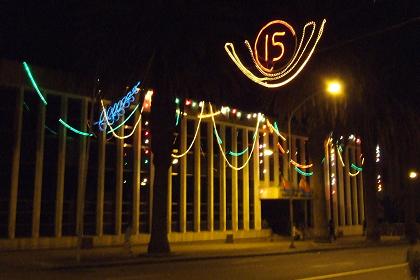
left=76, top=99, right=88, bottom=236
left=219, top=125, right=226, bottom=232
left=96, top=127, right=105, bottom=236
left=356, top=145, right=365, bottom=224
left=350, top=146, right=359, bottom=224
left=282, top=139, right=289, bottom=182
left=8, top=88, right=23, bottom=239
left=344, top=147, right=352, bottom=225
left=242, top=129, right=250, bottom=231
left=253, top=130, right=261, bottom=230
left=323, top=140, right=331, bottom=221
left=149, top=154, right=155, bottom=232
left=167, top=166, right=172, bottom=233
left=193, top=120, right=201, bottom=232
left=180, top=117, right=187, bottom=232
left=273, top=134, right=280, bottom=186
left=337, top=146, right=346, bottom=226
left=331, top=147, right=339, bottom=228
left=291, top=138, right=298, bottom=186
left=115, top=116, right=124, bottom=235
left=231, top=126, right=238, bottom=232
left=132, top=110, right=141, bottom=234
left=55, top=96, right=67, bottom=237
left=207, top=121, right=214, bottom=232
left=32, top=100, right=46, bottom=238
left=263, top=132, right=269, bottom=187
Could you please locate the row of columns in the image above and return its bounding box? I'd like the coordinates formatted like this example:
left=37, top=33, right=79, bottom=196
left=7, top=90, right=153, bottom=239
left=326, top=143, right=365, bottom=227
left=167, top=118, right=262, bottom=233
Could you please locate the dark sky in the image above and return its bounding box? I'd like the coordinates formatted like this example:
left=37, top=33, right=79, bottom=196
left=0, top=0, right=417, bottom=110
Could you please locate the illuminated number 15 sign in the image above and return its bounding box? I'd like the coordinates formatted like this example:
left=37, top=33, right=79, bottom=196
left=225, top=19, right=326, bottom=88
left=254, top=20, right=297, bottom=74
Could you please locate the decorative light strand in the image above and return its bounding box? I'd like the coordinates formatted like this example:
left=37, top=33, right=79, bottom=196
left=22, top=62, right=48, bottom=105
left=277, top=142, right=286, bottom=154
left=210, top=103, right=260, bottom=171
left=100, top=99, right=142, bottom=140
left=247, top=20, right=314, bottom=79
left=351, top=163, right=363, bottom=172
left=349, top=170, right=360, bottom=177
left=228, top=147, right=249, bottom=157
left=106, top=104, right=140, bottom=134
left=224, top=19, right=326, bottom=88
left=59, top=118, right=93, bottom=137
left=97, top=82, right=141, bottom=131
left=266, top=119, right=286, bottom=141
left=290, top=159, right=313, bottom=169
left=337, top=145, right=346, bottom=167
left=171, top=102, right=205, bottom=158
left=295, top=166, right=313, bottom=177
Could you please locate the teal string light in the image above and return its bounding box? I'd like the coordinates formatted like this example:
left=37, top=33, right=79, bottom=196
left=106, top=104, right=140, bottom=134
left=295, top=166, right=313, bottom=176
left=23, top=62, right=48, bottom=105
left=175, top=109, right=180, bottom=126
left=214, top=128, right=223, bottom=144
left=351, top=163, right=363, bottom=172
left=228, top=147, right=249, bottom=156
left=59, top=118, right=93, bottom=137
left=273, top=121, right=280, bottom=135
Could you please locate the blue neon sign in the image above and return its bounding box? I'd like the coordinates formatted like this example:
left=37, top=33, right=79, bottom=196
left=97, top=81, right=141, bottom=131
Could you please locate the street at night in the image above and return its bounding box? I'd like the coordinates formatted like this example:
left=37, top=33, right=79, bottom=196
left=0, top=245, right=411, bottom=279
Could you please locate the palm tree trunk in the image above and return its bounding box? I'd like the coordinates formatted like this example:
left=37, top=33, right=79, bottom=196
left=362, top=137, right=381, bottom=242
left=308, top=130, right=329, bottom=241
left=147, top=71, right=174, bottom=254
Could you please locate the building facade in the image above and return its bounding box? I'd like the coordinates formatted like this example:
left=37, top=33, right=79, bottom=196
left=0, top=60, right=364, bottom=250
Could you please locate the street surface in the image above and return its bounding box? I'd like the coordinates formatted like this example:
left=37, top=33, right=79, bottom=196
left=0, top=245, right=411, bottom=280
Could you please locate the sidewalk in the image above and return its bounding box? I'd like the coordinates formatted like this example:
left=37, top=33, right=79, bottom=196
left=0, top=236, right=406, bottom=271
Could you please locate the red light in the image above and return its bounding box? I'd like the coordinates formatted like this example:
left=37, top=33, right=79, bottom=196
left=232, top=109, right=237, bottom=114
left=145, top=150, right=149, bottom=154
left=145, top=131, right=149, bottom=136
left=185, top=99, right=192, bottom=106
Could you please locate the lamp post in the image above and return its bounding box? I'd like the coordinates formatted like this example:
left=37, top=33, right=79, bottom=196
left=287, top=80, right=343, bottom=249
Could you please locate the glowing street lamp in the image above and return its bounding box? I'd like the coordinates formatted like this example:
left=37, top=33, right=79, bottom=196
left=326, top=80, right=343, bottom=96
left=409, top=170, right=418, bottom=180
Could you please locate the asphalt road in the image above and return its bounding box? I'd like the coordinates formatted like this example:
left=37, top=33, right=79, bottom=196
left=1, top=245, right=411, bottom=280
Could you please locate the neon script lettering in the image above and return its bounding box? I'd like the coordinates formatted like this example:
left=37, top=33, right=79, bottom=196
left=97, top=81, right=141, bottom=131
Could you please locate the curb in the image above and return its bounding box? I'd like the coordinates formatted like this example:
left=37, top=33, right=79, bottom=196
left=49, top=240, right=408, bottom=270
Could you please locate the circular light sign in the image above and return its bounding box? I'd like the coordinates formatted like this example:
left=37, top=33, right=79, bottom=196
left=254, top=20, right=297, bottom=74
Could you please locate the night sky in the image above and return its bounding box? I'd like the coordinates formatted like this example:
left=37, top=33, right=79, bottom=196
left=0, top=1, right=418, bottom=113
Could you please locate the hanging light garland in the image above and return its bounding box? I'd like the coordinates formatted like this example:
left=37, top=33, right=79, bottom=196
left=210, top=103, right=261, bottom=171
left=22, top=62, right=48, bottom=105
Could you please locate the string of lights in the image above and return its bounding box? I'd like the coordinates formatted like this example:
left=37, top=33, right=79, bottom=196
left=171, top=102, right=205, bottom=158
left=58, top=118, right=93, bottom=137
left=210, top=103, right=261, bottom=171
left=22, top=62, right=48, bottom=105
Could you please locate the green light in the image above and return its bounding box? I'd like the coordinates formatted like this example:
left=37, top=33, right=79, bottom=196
left=351, top=163, right=363, bottom=172
left=59, top=118, right=93, bottom=137
left=106, top=104, right=139, bottom=134
left=192, top=101, right=197, bottom=107
left=145, top=159, right=149, bottom=164
left=175, top=109, right=180, bottom=126
left=214, top=128, right=222, bottom=144
left=228, top=147, right=249, bottom=157
left=175, top=98, right=180, bottom=104
left=273, top=121, right=280, bottom=135
left=294, top=166, right=313, bottom=176
left=23, top=62, right=48, bottom=105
